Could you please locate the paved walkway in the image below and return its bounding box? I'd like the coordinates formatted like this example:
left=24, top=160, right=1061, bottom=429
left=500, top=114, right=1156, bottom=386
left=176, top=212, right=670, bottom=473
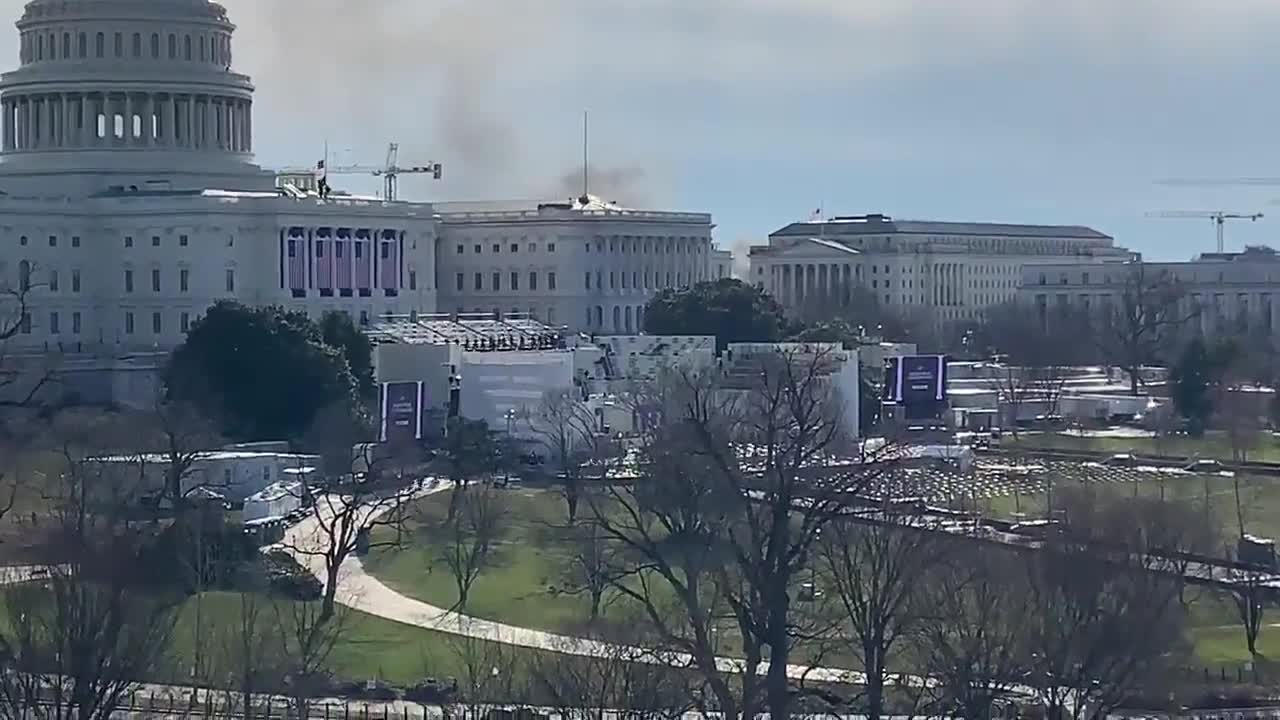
left=277, top=482, right=868, bottom=686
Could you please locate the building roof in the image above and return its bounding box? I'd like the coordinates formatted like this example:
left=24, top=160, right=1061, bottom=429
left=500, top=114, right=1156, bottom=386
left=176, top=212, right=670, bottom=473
left=369, top=314, right=564, bottom=348
left=772, top=215, right=1111, bottom=240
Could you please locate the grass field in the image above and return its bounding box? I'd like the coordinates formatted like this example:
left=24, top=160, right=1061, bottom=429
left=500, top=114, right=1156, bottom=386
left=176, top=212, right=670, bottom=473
left=166, top=591, right=562, bottom=688
left=365, top=485, right=1280, bottom=673
left=364, top=488, right=629, bottom=637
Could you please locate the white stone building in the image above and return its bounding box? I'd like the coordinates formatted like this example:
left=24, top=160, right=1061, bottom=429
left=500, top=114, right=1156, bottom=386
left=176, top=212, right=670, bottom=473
left=435, top=195, right=714, bottom=335
left=0, top=0, right=438, bottom=367
left=1015, top=246, right=1280, bottom=337
left=748, top=213, right=1128, bottom=325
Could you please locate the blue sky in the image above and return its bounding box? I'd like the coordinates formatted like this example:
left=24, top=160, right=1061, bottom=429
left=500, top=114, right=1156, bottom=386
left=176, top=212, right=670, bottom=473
left=8, top=0, right=1280, bottom=262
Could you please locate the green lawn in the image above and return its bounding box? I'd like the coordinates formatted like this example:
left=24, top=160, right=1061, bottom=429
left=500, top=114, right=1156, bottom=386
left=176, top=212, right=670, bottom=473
left=364, top=488, right=619, bottom=636
left=366, top=486, right=1280, bottom=678
left=167, top=591, right=563, bottom=689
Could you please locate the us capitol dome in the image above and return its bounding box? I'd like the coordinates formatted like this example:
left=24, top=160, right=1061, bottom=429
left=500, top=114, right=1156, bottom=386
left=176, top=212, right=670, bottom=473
left=0, top=0, right=440, bottom=396
left=0, top=0, right=716, bottom=407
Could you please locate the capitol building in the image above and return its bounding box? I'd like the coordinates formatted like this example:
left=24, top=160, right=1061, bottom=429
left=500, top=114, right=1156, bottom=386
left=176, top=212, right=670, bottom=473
left=0, top=0, right=715, bottom=403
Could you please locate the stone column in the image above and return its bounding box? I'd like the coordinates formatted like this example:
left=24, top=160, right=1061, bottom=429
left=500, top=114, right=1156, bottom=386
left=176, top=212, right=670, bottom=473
left=244, top=99, right=251, bottom=152
left=204, top=96, right=214, bottom=149
left=59, top=92, right=69, bottom=147
left=81, top=93, right=93, bottom=146
left=185, top=96, right=194, bottom=148
left=3, top=99, right=11, bottom=151
left=166, top=95, right=176, bottom=147
left=141, top=93, right=152, bottom=146
left=124, top=93, right=134, bottom=145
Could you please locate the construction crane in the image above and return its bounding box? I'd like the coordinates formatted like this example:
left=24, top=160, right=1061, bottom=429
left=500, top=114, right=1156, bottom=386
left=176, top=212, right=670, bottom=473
left=1145, top=210, right=1264, bottom=253
left=279, top=143, right=442, bottom=201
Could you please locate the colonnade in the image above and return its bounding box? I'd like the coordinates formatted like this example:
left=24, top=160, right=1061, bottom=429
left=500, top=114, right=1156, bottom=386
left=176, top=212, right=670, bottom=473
left=2, top=91, right=252, bottom=152
left=765, top=260, right=969, bottom=308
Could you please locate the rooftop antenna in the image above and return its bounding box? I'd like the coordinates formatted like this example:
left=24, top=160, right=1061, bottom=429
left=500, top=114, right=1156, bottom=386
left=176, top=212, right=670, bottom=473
left=580, top=111, right=590, bottom=204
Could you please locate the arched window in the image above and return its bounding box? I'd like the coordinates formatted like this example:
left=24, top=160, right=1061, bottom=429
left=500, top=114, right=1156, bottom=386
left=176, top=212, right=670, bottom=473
left=113, top=32, right=122, bottom=57
left=36, top=34, right=42, bottom=60
left=78, top=32, right=86, bottom=58
left=132, top=32, right=141, bottom=58
left=624, top=306, right=633, bottom=333
left=62, top=32, right=70, bottom=58
left=612, top=306, right=620, bottom=331
left=199, top=35, right=206, bottom=61
left=183, top=35, right=191, bottom=60
left=150, top=33, right=159, bottom=58
left=18, top=260, right=30, bottom=292
left=168, top=34, right=176, bottom=59
left=95, top=32, right=104, bottom=58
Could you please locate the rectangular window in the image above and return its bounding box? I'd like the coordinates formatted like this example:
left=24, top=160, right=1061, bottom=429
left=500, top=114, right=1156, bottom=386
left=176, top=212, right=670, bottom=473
left=124, top=269, right=134, bottom=293
left=529, top=272, right=538, bottom=291
left=152, top=268, right=161, bottom=292
left=510, top=243, right=518, bottom=253
left=585, top=271, right=591, bottom=290
left=409, top=270, right=417, bottom=291
left=492, top=243, right=500, bottom=253
left=492, top=272, right=501, bottom=291
left=71, top=270, right=80, bottom=293
left=152, top=312, right=162, bottom=334
left=48, top=235, right=56, bottom=247
left=48, top=270, right=58, bottom=292
left=224, top=269, right=235, bottom=292
left=49, top=312, right=59, bottom=335
left=124, top=311, right=134, bottom=334
left=456, top=244, right=464, bottom=255
left=474, top=273, right=483, bottom=291
left=72, top=312, right=81, bottom=334
left=547, top=242, right=556, bottom=253
left=473, top=244, right=481, bottom=255
left=548, top=272, right=556, bottom=290
left=180, top=312, right=189, bottom=333
left=455, top=273, right=464, bottom=291
left=180, top=268, right=189, bottom=292
left=151, top=235, right=160, bottom=247
left=610, top=272, right=615, bottom=289
left=71, top=235, right=80, bottom=248
left=510, top=272, right=519, bottom=291
left=19, top=313, right=30, bottom=335
left=124, top=236, right=133, bottom=248
left=622, top=272, right=628, bottom=289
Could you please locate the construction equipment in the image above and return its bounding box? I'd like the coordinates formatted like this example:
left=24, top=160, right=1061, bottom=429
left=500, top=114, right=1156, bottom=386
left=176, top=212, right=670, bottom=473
left=1145, top=210, right=1264, bottom=253
left=279, top=143, right=442, bottom=201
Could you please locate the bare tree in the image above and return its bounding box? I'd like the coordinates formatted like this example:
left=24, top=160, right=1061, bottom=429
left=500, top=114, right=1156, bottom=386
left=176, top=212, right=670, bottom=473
left=590, top=348, right=880, bottom=720
left=1230, top=569, right=1267, bottom=657
left=435, top=482, right=508, bottom=611
left=274, top=598, right=348, bottom=720
left=441, top=629, right=526, bottom=710
left=0, top=442, right=178, bottom=720
left=529, top=620, right=697, bottom=720
left=1093, top=262, right=1196, bottom=395
left=148, top=399, right=223, bottom=512
left=283, top=403, right=417, bottom=624
left=527, top=388, right=599, bottom=524
left=917, top=544, right=1030, bottom=720
left=1219, top=389, right=1262, bottom=463
left=216, top=589, right=278, bottom=720
left=558, top=519, right=618, bottom=624
left=0, top=272, right=60, bottom=409
left=819, top=512, right=941, bottom=720
left=1023, top=488, right=1190, bottom=720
